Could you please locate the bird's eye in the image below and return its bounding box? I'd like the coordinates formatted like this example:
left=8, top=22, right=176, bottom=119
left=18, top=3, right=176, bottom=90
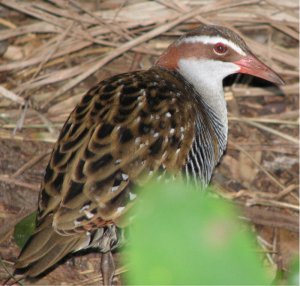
left=213, top=43, right=228, bottom=55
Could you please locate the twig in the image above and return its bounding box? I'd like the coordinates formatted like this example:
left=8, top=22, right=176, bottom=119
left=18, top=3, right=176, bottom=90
left=13, top=101, right=29, bottom=134
left=0, top=129, right=57, bottom=143
left=12, top=151, right=51, bottom=178
left=256, top=235, right=277, bottom=267
left=42, top=5, right=213, bottom=106
left=229, top=116, right=298, bottom=126
left=236, top=119, right=299, bottom=144
left=0, top=256, right=23, bottom=286
left=0, top=85, right=25, bottom=106
left=239, top=204, right=299, bottom=232
left=42, top=0, right=259, bottom=107
left=275, top=184, right=299, bottom=200
left=0, top=22, right=60, bottom=41
left=0, top=174, right=39, bottom=191
left=229, top=140, right=286, bottom=191
left=246, top=198, right=299, bottom=211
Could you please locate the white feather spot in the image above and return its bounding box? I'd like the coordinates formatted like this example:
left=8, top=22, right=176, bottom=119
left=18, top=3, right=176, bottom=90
left=135, top=137, right=141, bottom=144
left=112, top=186, right=119, bottom=192
left=80, top=204, right=90, bottom=212
left=170, top=128, right=175, bottom=135
left=180, top=127, right=185, bottom=132
left=154, top=132, right=159, bottom=138
left=166, top=112, right=171, bottom=118
left=122, top=173, right=129, bottom=180
left=115, top=159, right=121, bottom=165
left=129, top=192, right=137, bottom=200
left=84, top=210, right=94, bottom=219
left=74, top=220, right=81, bottom=226
left=162, top=151, right=168, bottom=159
left=117, top=206, right=125, bottom=213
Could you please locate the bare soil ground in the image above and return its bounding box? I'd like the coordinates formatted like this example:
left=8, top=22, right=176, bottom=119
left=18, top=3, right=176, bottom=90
left=0, top=0, right=298, bottom=285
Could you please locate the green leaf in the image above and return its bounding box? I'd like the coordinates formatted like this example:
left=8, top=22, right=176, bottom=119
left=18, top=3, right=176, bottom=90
left=123, top=178, right=269, bottom=285
left=14, top=211, right=36, bottom=249
left=288, top=257, right=299, bottom=286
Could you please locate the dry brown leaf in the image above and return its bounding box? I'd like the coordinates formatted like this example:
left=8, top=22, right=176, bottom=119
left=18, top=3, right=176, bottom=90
left=238, top=150, right=262, bottom=183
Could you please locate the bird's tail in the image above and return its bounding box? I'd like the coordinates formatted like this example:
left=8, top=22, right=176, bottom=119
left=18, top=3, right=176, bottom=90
left=14, top=218, right=87, bottom=278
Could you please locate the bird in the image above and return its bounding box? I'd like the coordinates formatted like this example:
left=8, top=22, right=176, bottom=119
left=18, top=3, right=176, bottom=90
left=14, top=24, right=284, bottom=285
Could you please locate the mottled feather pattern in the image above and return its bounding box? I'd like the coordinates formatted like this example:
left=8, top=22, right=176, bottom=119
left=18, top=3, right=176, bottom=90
left=38, top=67, right=196, bottom=235
left=16, top=67, right=225, bottom=276
left=14, top=24, right=283, bottom=281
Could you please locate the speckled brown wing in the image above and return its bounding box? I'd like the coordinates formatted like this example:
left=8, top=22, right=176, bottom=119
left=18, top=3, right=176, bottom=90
left=38, top=67, right=196, bottom=235
left=15, top=68, right=197, bottom=277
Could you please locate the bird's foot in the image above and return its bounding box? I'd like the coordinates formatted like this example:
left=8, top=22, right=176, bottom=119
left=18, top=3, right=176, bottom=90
left=101, top=251, right=115, bottom=286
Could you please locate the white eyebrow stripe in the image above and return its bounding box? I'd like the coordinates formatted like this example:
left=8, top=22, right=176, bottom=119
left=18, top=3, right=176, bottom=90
left=181, top=35, right=246, bottom=56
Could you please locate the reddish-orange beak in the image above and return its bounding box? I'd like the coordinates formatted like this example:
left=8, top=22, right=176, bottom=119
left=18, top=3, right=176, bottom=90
left=235, top=54, right=285, bottom=85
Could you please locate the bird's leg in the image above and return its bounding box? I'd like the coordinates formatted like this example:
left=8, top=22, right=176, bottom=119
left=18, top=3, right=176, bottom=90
left=101, top=251, right=115, bottom=286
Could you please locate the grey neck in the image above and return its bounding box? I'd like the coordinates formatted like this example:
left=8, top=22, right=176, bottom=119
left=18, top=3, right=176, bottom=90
left=177, top=58, right=240, bottom=138
left=193, top=80, right=228, bottom=137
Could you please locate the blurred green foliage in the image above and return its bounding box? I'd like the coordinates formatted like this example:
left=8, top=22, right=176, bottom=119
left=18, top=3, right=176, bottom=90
left=123, top=179, right=269, bottom=285
left=14, top=211, right=36, bottom=248
left=13, top=179, right=298, bottom=285
left=288, top=258, right=300, bottom=286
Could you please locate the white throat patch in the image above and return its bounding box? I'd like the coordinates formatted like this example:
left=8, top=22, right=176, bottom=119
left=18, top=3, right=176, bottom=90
left=178, top=58, right=240, bottom=135
left=181, top=35, right=246, bottom=56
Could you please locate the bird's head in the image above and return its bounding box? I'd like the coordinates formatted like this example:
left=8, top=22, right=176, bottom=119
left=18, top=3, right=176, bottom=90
left=156, top=25, right=285, bottom=86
